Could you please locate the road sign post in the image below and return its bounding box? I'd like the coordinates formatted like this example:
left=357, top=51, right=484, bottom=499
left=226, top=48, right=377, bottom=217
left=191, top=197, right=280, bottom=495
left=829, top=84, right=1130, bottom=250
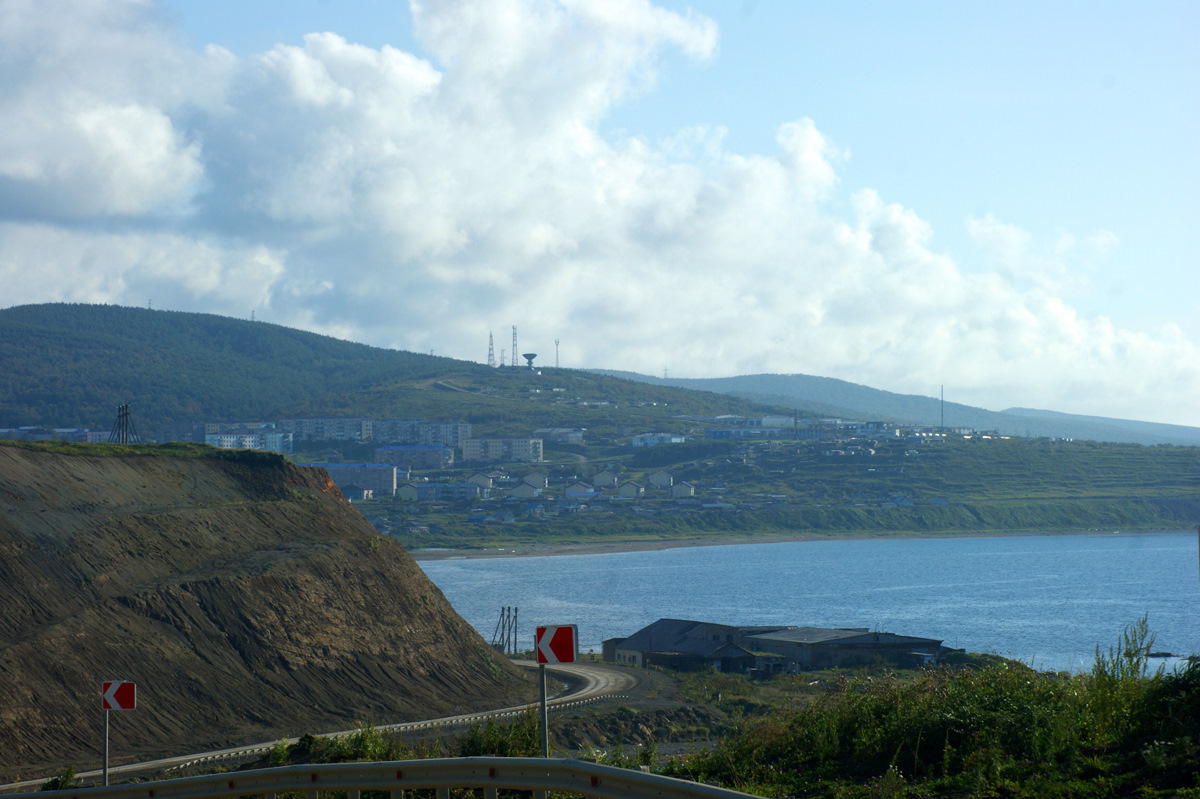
left=534, top=626, right=576, bottom=759
left=101, top=681, right=136, bottom=786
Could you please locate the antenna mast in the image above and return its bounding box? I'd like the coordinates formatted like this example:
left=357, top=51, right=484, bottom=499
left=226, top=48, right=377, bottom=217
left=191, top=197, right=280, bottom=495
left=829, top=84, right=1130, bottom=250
left=555, top=338, right=560, bottom=369
left=487, top=332, right=495, bottom=367
left=511, top=326, right=518, bottom=368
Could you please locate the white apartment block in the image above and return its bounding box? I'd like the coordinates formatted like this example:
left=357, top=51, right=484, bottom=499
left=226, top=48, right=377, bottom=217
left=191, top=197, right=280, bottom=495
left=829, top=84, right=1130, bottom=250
left=461, top=437, right=544, bottom=463
left=278, top=418, right=373, bottom=442
left=205, top=431, right=294, bottom=454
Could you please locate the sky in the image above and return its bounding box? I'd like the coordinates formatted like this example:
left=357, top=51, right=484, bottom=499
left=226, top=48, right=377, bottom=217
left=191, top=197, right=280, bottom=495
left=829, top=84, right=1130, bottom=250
left=1, top=0, right=1197, bottom=426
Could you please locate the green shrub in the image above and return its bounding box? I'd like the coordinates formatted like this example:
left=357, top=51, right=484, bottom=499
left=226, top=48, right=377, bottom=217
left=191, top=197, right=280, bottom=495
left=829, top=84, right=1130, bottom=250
left=665, top=620, right=1197, bottom=797
left=458, top=709, right=542, bottom=758
left=39, top=766, right=77, bottom=791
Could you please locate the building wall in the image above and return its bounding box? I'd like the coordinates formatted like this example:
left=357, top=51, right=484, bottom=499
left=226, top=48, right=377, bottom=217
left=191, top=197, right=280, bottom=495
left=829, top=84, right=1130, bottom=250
left=279, top=418, right=373, bottom=442
left=205, top=431, right=293, bottom=454
left=374, top=445, right=454, bottom=469
left=415, top=483, right=486, bottom=501
left=462, top=437, right=544, bottom=463
left=309, top=463, right=397, bottom=496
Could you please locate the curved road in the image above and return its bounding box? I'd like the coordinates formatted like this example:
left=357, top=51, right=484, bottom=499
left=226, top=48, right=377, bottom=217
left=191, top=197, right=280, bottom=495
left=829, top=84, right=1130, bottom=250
left=0, top=662, right=639, bottom=793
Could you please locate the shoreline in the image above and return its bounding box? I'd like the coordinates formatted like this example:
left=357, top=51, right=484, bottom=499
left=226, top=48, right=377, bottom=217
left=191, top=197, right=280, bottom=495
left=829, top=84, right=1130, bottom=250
left=407, top=528, right=1195, bottom=562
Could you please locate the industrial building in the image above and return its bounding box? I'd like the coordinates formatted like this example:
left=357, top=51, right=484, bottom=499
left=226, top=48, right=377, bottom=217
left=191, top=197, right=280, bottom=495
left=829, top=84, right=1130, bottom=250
left=604, top=618, right=942, bottom=673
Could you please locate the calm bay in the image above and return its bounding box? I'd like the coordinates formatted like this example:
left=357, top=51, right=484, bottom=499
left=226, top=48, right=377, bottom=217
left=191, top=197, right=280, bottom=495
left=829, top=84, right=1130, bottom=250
left=418, top=531, right=1199, bottom=673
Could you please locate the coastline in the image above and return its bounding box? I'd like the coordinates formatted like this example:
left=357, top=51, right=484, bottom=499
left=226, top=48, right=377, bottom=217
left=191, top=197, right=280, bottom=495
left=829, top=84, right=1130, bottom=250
left=406, top=528, right=1194, bottom=562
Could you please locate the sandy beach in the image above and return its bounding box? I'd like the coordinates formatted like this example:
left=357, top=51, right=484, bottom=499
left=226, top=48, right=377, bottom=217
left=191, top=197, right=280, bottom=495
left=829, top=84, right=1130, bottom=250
left=405, top=528, right=1191, bottom=561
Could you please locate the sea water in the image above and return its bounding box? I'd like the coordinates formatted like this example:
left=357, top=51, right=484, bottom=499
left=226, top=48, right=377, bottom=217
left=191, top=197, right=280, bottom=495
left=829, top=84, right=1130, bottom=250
left=418, top=531, right=1200, bottom=673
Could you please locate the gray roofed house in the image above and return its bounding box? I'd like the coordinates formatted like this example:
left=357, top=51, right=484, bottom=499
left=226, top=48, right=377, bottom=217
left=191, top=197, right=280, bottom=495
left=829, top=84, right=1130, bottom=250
left=607, top=618, right=782, bottom=673
left=606, top=618, right=942, bottom=672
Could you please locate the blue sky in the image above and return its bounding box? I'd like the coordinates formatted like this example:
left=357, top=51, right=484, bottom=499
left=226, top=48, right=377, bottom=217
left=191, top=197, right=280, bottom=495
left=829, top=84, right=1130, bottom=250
left=2, top=0, right=1197, bottom=425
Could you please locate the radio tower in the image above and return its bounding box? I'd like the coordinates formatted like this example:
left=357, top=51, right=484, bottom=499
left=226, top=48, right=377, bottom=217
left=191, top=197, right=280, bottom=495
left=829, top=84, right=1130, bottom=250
left=511, top=326, right=518, bottom=368
left=107, top=404, right=140, bottom=444
left=487, top=332, right=495, bottom=367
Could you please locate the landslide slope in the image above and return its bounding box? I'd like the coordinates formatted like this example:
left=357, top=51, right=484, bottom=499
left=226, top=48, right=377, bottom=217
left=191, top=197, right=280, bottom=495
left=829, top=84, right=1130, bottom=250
left=0, top=443, right=529, bottom=778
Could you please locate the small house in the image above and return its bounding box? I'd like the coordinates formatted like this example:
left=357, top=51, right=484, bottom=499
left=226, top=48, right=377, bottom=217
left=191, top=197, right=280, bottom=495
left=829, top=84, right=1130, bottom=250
left=648, top=470, right=674, bottom=489
left=616, top=481, right=644, bottom=499
left=592, top=470, right=619, bottom=489
left=671, top=481, right=695, bottom=498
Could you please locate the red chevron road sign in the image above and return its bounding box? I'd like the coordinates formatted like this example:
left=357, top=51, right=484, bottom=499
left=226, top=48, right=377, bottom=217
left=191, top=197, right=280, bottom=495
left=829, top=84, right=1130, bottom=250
left=535, top=625, right=577, bottom=664
left=102, top=681, right=136, bottom=710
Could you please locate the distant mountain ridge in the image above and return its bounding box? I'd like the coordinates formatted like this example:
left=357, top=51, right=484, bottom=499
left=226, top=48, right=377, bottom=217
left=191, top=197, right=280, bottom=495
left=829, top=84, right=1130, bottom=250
left=3, top=303, right=1195, bottom=446
left=588, top=371, right=1200, bottom=447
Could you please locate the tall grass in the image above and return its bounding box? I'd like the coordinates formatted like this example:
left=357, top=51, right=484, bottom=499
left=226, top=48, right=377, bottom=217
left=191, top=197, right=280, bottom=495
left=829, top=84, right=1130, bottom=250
left=665, top=619, right=1200, bottom=797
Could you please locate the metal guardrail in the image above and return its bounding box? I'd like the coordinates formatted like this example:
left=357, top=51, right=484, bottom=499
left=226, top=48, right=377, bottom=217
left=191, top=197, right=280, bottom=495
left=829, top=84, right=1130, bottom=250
left=36, top=758, right=757, bottom=799
left=164, top=694, right=632, bottom=773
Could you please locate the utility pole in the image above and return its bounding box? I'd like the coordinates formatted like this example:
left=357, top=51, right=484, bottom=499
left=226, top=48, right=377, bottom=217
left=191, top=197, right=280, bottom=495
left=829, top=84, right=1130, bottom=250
left=555, top=338, right=560, bottom=369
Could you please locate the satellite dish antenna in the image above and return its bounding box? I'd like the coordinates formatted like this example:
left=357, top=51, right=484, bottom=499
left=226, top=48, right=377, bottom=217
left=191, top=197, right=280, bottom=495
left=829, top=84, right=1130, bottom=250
left=522, top=353, right=537, bottom=369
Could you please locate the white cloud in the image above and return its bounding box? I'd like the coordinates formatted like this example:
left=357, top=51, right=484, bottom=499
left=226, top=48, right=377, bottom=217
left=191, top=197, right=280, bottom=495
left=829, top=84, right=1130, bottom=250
left=0, top=222, right=285, bottom=312
left=0, top=0, right=1196, bottom=426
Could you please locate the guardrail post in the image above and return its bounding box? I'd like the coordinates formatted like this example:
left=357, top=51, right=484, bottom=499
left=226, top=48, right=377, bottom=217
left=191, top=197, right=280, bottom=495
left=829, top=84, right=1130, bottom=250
left=388, top=790, right=404, bottom=799
left=484, top=788, right=498, bottom=799
left=436, top=788, right=449, bottom=799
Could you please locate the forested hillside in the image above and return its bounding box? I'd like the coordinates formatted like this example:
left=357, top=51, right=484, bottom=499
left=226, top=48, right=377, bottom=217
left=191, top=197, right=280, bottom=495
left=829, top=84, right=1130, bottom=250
left=0, top=303, right=784, bottom=433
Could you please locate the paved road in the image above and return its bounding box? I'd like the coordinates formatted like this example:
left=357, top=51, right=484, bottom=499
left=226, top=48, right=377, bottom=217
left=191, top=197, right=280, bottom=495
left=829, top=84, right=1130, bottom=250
left=0, top=661, right=638, bottom=793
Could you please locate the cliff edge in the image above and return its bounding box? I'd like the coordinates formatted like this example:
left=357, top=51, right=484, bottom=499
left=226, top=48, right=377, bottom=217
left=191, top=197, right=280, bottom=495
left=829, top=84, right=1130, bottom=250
left=0, top=443, right=529, bottom=778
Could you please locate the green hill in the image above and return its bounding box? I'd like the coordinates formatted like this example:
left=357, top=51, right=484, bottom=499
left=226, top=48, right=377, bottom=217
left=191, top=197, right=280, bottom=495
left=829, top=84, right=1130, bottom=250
left=0, top=303, right=784, bottom=436
left=3, top=304, right=1197, bottom=547
left=590, top=371, right=1200, bottom=446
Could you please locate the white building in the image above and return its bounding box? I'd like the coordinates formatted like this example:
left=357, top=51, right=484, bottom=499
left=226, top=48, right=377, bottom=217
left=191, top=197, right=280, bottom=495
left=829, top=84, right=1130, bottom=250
left=205, top=430, right=294, bottom=454
left=462, top=437, right=544, bottom=463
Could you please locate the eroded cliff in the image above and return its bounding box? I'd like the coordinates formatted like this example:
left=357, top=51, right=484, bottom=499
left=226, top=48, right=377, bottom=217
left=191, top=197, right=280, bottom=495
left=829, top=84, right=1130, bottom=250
left=0, top=443, right=529, bottom=778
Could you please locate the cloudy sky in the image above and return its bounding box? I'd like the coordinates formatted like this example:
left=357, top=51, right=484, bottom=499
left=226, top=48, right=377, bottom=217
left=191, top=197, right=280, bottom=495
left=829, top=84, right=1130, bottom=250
left=2, top=0, right=1197, bottom=426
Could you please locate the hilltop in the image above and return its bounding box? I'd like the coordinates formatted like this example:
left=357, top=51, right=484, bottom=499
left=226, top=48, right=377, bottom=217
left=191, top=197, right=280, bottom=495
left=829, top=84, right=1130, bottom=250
left=0, top=442, right=529, bottom=778
left=0, top=303, right=782, bottom=437
left=4, top=303, right=1195, bottom=446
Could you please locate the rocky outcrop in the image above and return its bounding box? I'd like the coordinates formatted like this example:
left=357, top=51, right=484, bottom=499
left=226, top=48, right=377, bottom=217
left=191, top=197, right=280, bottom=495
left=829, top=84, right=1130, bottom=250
left=0, top=444, right=529, bottom=778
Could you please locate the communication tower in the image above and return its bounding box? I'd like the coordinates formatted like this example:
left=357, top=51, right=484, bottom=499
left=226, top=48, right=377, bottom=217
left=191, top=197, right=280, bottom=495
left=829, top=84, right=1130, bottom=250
left=511, top=326, right=518, bottom=368
left=487, top=332, right=495, bottom=367
left=555, top=338, right=560, bottom=368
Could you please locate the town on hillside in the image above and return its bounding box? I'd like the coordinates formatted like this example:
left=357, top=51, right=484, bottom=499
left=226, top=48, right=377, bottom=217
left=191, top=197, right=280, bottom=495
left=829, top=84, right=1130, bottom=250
left=3, top=405, right=1025, bottom=540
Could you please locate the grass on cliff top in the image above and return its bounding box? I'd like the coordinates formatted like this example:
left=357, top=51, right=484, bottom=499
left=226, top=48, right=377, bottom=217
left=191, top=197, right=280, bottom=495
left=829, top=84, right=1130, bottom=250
left=1, top=439, right=287, bottom=465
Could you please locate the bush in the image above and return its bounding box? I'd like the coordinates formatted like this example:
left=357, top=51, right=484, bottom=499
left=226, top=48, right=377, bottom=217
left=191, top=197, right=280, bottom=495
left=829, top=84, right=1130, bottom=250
left=665, top=620, right=1196, bottom=797
left=458, top=709, right=542, bottom=757
left=39, top=766, right=77, bottom=791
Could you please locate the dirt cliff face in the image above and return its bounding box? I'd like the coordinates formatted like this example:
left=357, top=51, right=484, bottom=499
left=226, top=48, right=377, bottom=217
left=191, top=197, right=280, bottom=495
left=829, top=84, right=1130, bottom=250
left=0, top=444, right=529, bottom=778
